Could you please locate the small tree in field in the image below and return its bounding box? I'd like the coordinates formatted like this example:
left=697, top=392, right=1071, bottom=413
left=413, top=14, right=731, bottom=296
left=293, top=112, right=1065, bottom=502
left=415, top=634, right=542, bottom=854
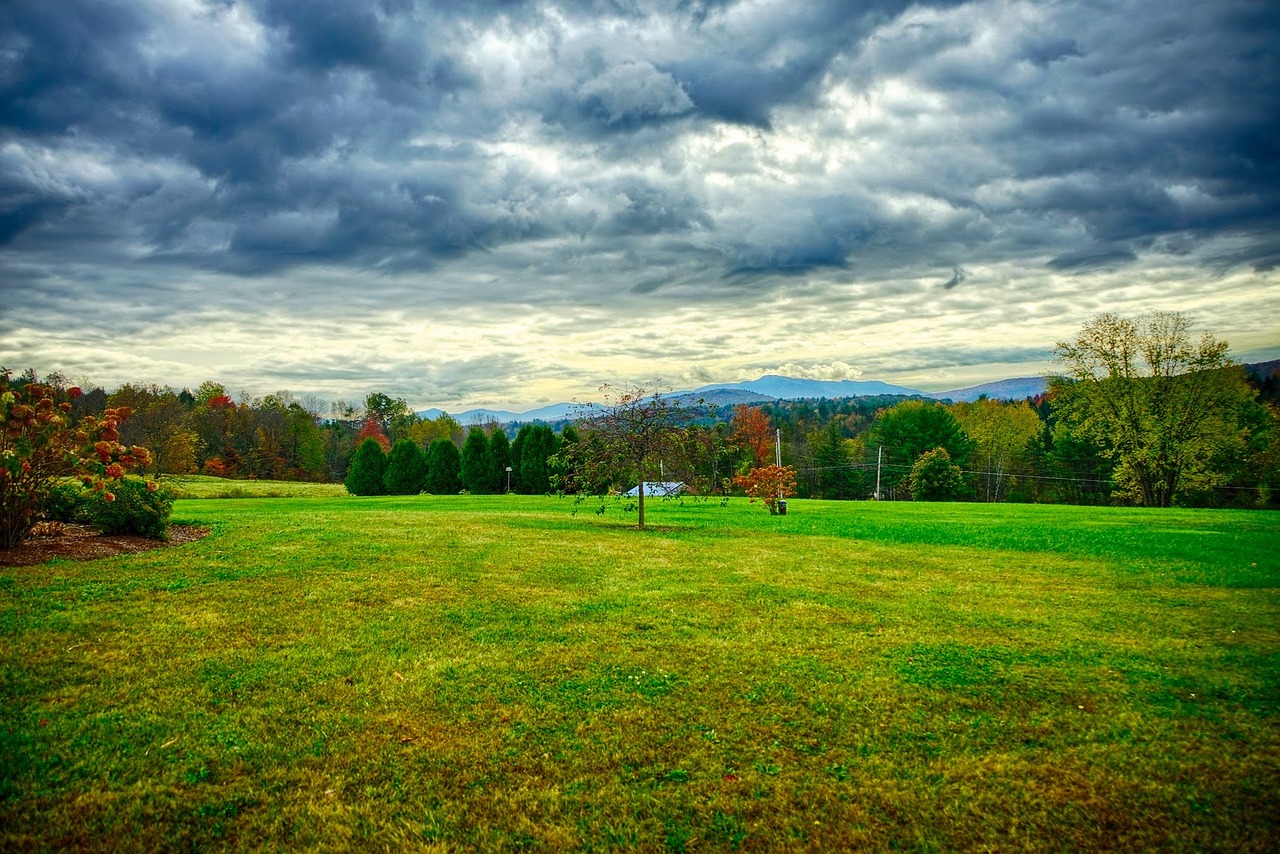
left=345, top=437, right=388, bottom=496
left=1, top=371, right=155, bottom=548
left=383, top=439, right=427, bottom=495
left=562, top=383, right=698, bottom=529
left=733, top=464, right=797, bottom=515
left=908, top=447, right=965, bottom=501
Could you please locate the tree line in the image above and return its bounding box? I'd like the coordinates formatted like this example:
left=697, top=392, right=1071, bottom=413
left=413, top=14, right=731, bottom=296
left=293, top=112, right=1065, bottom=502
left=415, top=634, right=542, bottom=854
left=13, top=312, right=1279, bottom=509
left=343, top=420, right=567, bottom=497
left=725, top=329, right=1278, bottom=508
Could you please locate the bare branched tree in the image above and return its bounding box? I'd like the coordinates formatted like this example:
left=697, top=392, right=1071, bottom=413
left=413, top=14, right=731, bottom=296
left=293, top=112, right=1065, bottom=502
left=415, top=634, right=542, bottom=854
left=562, top=383, right=702, bottom=529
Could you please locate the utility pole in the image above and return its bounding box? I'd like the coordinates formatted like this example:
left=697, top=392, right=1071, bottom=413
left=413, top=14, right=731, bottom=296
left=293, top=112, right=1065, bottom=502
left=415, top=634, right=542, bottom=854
left=875, top=445, right=882, bottom=500
left=775, top=428, right=784, bottom=505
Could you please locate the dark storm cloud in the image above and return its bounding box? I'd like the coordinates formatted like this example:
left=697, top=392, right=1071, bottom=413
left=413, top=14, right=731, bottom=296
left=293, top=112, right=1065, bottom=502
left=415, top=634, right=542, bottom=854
left=6, top=0, right=1277, bottom=276
left=665, top=0, right=967, bottom=128
left=1046, top=247, right=1139, bottom=273
left=0, top=0, right=148, bottom=137
left=1, top=0, right=476, bottom=253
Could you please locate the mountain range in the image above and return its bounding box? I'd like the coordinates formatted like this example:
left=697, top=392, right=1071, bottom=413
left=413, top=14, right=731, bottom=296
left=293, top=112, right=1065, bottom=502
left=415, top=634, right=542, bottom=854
left=419, top=374, right=1051, bottom=425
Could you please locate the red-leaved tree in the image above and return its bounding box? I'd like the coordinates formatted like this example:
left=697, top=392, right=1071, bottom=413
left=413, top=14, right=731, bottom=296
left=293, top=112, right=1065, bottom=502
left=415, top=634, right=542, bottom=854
left=733, top=464, right=797, bottom=515
left=354, top=418, right=391, bottom=453
left=730, top=404, right=775, bottom=468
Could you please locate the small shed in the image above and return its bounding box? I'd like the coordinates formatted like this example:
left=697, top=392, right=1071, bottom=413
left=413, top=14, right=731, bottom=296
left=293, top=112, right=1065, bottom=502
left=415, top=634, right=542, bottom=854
left=624, top=481, right=686, bottom=498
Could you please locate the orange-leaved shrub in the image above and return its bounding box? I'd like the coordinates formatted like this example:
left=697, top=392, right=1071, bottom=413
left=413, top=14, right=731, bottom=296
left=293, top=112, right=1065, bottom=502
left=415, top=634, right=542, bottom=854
left=732, top=464, right=798, bottom=515
left=0, top=371, right=158, bottom=547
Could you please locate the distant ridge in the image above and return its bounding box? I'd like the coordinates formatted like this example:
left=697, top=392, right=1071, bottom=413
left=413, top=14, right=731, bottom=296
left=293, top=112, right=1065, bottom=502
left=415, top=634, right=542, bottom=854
left=676, top=388, right=776, bottom=407
left=416, top=360, right=1278, bottom=425
left=415, top=404, right=573, bottom=424
left=417, top=374, right=1052, bottom=424
left=925, top=376, right=1048, bottom=403
left=1246, top=359, right=1280, bottom=380
left=695, top=374, right=922, bottom=399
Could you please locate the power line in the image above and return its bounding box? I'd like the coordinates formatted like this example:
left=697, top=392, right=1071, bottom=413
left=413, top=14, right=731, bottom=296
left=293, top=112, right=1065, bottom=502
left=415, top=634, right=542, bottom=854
left=788, top=457, right=1265, bottom=492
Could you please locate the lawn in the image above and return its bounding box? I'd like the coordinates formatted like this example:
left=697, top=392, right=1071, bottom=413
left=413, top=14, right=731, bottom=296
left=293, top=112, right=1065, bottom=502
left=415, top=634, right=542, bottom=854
left=1, top=493, right=1277, bottom=851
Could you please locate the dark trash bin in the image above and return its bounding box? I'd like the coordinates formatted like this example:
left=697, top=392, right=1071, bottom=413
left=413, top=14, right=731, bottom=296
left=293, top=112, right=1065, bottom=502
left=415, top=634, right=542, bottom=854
left=778, top=500, right=787, bottom=516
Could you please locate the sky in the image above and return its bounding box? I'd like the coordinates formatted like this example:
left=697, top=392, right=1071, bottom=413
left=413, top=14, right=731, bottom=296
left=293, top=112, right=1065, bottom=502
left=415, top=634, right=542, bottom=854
left=2, top=0, right=1278, bottom=412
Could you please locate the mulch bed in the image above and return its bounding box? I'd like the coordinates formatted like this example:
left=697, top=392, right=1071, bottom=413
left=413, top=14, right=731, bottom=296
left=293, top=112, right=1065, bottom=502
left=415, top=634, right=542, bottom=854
left=0, top=523, right=210, bottom=567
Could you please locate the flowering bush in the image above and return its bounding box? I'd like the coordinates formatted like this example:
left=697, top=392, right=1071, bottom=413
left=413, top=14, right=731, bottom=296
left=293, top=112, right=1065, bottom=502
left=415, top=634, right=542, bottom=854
left=0, top=371, right=157, bottom=547
left=732, top=464, right=798, bottom=515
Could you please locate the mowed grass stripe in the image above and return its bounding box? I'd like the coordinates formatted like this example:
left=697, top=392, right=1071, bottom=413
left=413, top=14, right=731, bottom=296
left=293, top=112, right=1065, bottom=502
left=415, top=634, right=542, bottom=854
left=1, top=494, right=1277, bottom=851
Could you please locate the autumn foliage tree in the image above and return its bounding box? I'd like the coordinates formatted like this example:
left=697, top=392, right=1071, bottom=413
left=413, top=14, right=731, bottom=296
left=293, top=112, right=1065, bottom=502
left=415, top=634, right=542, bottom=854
left=730, top=405, right=775, bottom=468
left=1, top=371, right=155, bottom=548
left=354, top=418, right=391, bottom=453
left=728, top=404, right=801, bottom=513
left=733, top=464, right=797, bottom=515
left=950, top=399, right=1042, bottom=502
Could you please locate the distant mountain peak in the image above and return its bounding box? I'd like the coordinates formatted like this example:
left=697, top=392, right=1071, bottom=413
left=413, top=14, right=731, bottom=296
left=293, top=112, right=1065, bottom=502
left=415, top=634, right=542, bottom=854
left=695, top=376, right=924, bottom=399
left=418, top=373, right=1052, bottom=424
left=924, top=377, right=1048, bottom=403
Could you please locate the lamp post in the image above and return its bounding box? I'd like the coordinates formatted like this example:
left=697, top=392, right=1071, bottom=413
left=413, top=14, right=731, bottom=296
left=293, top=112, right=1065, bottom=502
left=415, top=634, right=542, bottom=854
left=505, top=466, right=512, bottom=494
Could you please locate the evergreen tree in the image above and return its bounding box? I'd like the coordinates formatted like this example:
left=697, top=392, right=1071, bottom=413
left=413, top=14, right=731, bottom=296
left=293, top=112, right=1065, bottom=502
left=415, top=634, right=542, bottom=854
left=510, top=425, right=531, bottom=492
left=553, top=423, right=579, bottom=492
left=868, top=400, right=972, bottom=498
left=490, top=428, right=512, bottom=493
left=460, top=427, right=495, bottom=493
left=519, top=424, right=558, bottom=494
left=383, top=439, right=428, bottom=495
left=345, top=437, right=389, bottom=496
left=812, top=419, right=862, bottom=499
left=426, top=438, right=462, bottom=494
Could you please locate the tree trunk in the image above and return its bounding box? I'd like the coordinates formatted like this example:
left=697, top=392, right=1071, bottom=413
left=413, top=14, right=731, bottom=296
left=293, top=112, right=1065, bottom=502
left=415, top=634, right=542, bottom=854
left=636, top=459, right=645, bottom=529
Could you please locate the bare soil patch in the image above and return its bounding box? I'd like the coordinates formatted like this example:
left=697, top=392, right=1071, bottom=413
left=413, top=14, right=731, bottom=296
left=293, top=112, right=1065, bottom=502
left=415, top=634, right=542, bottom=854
left=0, top=523, right=209, bottom=567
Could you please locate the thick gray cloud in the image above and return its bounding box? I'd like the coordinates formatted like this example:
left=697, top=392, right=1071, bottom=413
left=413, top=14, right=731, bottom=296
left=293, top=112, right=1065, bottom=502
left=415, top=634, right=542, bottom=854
left=2, top=0, right=1277, bottom=406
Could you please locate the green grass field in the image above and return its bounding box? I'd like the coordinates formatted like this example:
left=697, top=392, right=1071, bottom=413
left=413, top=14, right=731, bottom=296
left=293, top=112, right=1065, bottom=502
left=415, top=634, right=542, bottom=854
left=2, top=490, right=1278, bottom=851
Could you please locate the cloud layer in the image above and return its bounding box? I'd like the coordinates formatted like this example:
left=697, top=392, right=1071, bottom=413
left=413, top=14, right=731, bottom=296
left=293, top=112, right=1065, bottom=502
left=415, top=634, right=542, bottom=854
left=2, top=0, right=1278, bottom=407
